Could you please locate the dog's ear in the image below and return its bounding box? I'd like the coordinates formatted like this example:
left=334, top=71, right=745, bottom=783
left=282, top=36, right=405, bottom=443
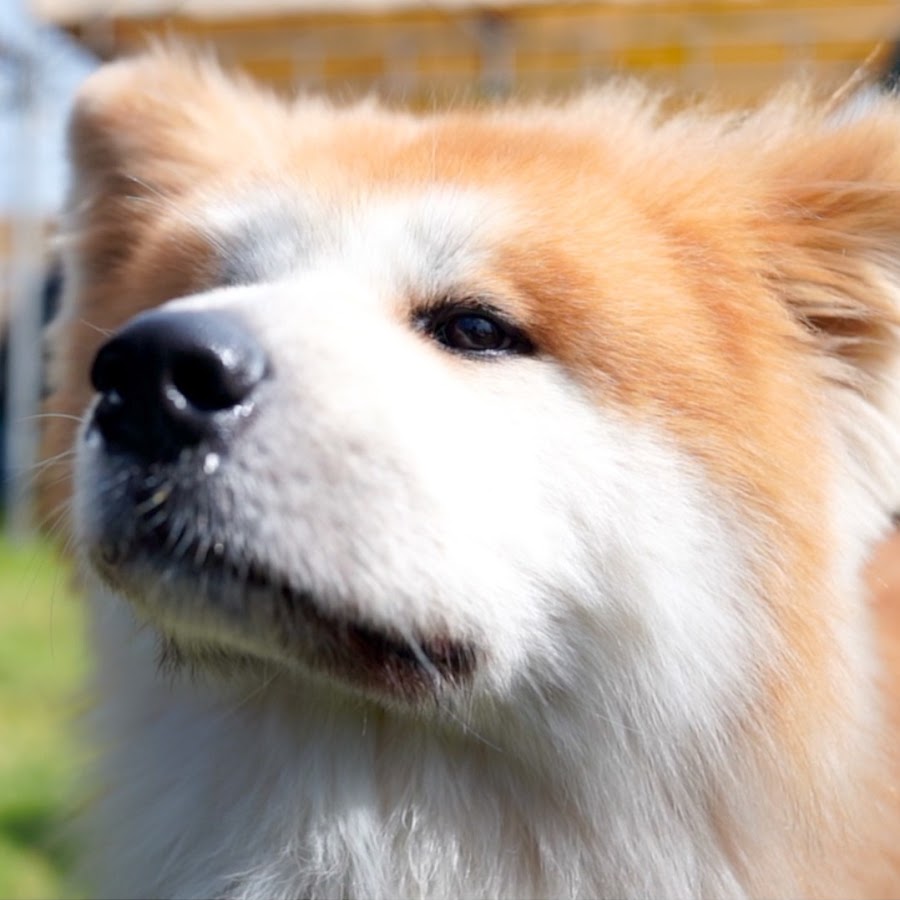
left=61, top=48, right=293, bottom=292
left=765, top=95, right=900, bottom=386
left=758, top=92, right=900, bottom=504
left=68, top=48, right=286, bottom=199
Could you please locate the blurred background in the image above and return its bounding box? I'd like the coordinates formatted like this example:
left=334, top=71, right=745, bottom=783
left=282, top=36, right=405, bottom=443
left=3, top=0, right=900, bottom=897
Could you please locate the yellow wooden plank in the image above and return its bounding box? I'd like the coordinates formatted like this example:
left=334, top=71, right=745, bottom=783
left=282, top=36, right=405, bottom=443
left=617, top=44, right=691, bottom=67
left=74, top=0, right=900, bottom=111
left=415, top=53, right=481, bottom=77
left=321, top=55, right=386, bottom=78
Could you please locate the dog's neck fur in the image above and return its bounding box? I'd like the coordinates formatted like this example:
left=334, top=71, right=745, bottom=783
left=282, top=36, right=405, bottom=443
left=84, top=566, right=878, bottom=900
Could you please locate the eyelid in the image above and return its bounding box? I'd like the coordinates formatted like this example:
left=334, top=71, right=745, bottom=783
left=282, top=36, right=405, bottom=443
left=412, top=297, right=536, bottom=357
left=413, top=297, right=521, bottom=331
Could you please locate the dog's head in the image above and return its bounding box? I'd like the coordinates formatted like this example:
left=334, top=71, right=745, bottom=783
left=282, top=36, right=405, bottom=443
left=43, top=54, right=900, bottom=746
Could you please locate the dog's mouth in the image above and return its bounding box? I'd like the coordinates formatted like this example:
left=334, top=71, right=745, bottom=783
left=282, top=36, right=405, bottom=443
left=88, top=497, right=479, bottom=701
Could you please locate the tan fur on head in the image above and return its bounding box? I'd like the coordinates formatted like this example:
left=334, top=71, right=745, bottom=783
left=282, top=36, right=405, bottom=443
left=42, top=49, right=900, bottom=899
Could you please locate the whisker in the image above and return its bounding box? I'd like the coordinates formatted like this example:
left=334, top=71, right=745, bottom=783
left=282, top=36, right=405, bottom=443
left=435, top=693, right=504, bottom=754
left=135, top=483, right=173, bottom=518
left=21, top=446, right=77, bottom=474
left=33, top=496, right=75, bottom=542
left=20, top=412, right=88, bottom=424
left=78, top=318, right=115, bottom=338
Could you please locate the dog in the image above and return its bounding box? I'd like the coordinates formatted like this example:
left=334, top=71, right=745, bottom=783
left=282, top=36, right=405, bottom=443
left=39, top=49, right=900, bottom=899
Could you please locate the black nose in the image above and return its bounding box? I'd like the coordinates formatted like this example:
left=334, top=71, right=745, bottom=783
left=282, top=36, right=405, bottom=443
left=90, top=308, right=269, bottom=462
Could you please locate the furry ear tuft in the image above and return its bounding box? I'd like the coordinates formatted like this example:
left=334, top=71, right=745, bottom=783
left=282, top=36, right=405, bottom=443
left=68, top=48, right=286, bottom=197
left=756, top=96, right=900, bottom=509
left=761, top=99, right=900, bottom=393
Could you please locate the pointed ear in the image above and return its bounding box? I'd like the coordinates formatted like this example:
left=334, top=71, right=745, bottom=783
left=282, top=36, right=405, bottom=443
left=60, top=48, right=298, bottom=311
left=763, top=94, right=900, bottom=393
left=68, top=47, right=287, bottom=200
left=760, top=93, right=900, bottom=505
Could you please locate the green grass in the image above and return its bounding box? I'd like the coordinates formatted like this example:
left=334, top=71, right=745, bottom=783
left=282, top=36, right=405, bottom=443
left=0, top=535, right=86, bottom=900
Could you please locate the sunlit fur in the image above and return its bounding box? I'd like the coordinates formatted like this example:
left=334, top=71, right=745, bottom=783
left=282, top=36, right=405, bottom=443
left=40, top=50, right=900, bottom=899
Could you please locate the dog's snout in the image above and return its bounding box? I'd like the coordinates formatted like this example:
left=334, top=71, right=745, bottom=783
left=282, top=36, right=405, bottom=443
left=90, top=309, right=269, bottom=461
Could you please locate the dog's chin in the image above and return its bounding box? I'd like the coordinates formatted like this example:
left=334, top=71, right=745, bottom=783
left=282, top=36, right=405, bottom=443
left=86, top=534, right=479, bottom=704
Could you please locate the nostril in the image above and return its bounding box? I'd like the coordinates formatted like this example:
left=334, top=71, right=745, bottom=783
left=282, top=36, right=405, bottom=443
left=170, top=345, right=264, bottom=413
left=91, top=341, right=131, bottom=398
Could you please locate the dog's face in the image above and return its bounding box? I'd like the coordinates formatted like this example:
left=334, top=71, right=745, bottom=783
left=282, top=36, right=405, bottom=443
left=44, top=55, right=900, bottom=744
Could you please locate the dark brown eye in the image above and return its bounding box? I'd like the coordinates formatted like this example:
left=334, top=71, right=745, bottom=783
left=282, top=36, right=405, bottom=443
left=441, top=314, right=509, bottom=352
left=423, top=307, right=534, bottom=357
